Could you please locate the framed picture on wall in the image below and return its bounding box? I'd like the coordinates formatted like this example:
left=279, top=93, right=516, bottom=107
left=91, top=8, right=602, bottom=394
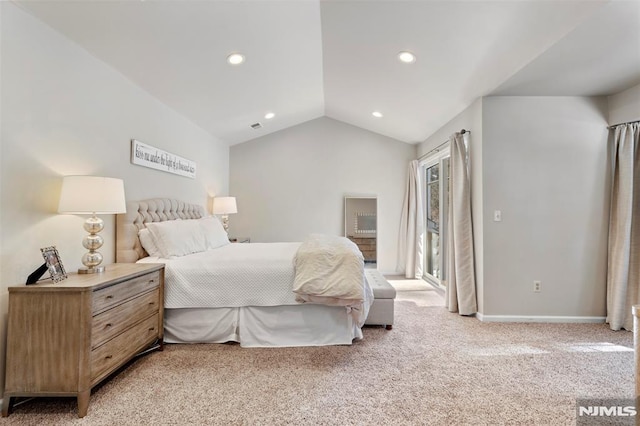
left=40, top=246, right=67, bottom=283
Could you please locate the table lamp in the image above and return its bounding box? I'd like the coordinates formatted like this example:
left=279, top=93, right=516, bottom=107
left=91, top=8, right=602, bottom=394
left=212, top=196, right=237, bottom=231
left=58, top=176, right=126, bottom=274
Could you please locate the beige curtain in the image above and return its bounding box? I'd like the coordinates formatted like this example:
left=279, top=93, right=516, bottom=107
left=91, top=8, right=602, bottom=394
left=606, top=123, right=639, bottom=331
left=446, top=132, right=477, bottom=315
left=397, top=160, right=424, bottom=278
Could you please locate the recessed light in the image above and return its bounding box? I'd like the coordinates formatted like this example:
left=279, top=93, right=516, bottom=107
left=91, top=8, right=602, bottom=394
left=227, top=53, right=245, bottom=65
left=398, top=51, right=416, bottom=64
left=372, top=111, right=383, bottom=118
left=264, top=112, right=275, bottom=120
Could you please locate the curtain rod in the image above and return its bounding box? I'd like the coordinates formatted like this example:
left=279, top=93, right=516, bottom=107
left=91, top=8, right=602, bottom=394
left=418, top=129, right=469, bottom=161
left=608, top=120, right=640, bottom=129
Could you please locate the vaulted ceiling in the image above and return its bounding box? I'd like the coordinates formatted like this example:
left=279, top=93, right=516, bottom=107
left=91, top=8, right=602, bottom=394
left=15, top=0, right=640, bottom=145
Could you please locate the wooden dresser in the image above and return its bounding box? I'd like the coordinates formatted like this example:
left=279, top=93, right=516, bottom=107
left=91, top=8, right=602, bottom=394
left=348, top=236, right=377, bottom=262
left=2, top=263, right=164, bottom=418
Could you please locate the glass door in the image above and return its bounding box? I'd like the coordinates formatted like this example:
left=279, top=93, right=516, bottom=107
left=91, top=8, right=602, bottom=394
left=423, top=152, right=449, bottom=288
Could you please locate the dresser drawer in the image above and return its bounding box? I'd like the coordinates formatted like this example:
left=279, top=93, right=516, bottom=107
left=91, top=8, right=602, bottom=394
left=361, top=249, right=376, bottom=259
left=91, top=289, right=160, bottom=349
left=351, top=239, right=375, bottom=247
left=91, top=313, right=159, bottom=383
left=92, top=271, right=160, bottom=314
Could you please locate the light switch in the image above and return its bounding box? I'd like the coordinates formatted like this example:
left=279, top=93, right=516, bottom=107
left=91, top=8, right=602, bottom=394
left=493, top=210, right=502, bottom=222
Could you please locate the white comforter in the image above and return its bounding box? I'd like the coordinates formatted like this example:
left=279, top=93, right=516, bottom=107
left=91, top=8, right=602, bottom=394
left=138, top=237, right=373, bottom=327
left=139, top=242, right=301, bottom=308
left=293, top=234, right=373, bottom=327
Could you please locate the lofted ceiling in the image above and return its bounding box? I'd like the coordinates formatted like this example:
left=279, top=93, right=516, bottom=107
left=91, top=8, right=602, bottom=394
left=14, top=0, right=640, bottom=145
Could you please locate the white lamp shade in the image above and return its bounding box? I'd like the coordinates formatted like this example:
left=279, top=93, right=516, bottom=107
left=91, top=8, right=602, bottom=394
left=58, top=176, right=127, bottom=214
left=212, top=196, right=237, bottom=215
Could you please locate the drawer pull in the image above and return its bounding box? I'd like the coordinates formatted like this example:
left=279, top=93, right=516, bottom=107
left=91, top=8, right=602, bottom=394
left=148, top=327, right=155, bottom=332
left=105, top=323, right=112, bottom=328
left=105, top=355, right=113, bottom=360
left=148, top=302, right=155, bottom=306
left=106, top=295, right=114, bottom=300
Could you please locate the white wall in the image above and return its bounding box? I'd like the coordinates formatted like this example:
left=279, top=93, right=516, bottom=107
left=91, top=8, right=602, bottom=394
left=230, top=117, right=416, bottom=273
left=482, top=96, right=609, bottom=317
left=1, top=2, right=228, bottom=390
left=417, top=99, right=484, bottom=312
left=608, top=83, right=640, bottom=125
left=418, top=96, right=610, bottom=319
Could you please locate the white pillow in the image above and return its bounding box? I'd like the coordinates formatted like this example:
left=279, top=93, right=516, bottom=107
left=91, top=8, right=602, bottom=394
left=146, top=219, right=208, bottom=258
left=200, top=216, right=230, bottom=250
left=138, top=228, right=162, bottom=257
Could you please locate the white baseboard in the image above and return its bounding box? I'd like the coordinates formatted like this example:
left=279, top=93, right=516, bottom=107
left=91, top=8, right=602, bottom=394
left=476, top=313, right=606, bottom=323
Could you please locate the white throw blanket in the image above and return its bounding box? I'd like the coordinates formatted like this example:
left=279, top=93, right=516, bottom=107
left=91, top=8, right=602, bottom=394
left=293, top=234, right=374, bottom=327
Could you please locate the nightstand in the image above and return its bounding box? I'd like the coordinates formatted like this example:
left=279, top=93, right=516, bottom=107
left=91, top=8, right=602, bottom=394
left=229, top=237, right=250, bottom=243
left=2, top=263, right=165, bottom=418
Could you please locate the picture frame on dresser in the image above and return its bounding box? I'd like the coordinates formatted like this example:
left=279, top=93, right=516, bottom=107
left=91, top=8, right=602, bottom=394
left=40, top=246, right=67, bottom=283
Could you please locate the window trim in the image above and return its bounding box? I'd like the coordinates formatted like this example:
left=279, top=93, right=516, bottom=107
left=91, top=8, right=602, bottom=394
left=419, top=145, right=450, bottom=168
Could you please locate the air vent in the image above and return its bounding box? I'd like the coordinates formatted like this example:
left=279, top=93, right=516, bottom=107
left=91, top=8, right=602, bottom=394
left=250, top=122, right=262, bottom=129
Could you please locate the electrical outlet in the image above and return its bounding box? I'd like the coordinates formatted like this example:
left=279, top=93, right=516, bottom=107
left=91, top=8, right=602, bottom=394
left=493, top=210, right=502, bottom=222
left=533, top=280, right=541, bottom=292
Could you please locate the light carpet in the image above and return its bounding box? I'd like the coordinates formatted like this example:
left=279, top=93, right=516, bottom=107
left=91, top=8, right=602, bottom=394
left=1, top=288, right=633, bottom=425
left=387, top=277, right=435, bottom=293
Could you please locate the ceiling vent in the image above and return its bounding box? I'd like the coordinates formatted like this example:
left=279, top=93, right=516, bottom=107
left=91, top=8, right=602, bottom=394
left=250, top=122, right=262, bottom=129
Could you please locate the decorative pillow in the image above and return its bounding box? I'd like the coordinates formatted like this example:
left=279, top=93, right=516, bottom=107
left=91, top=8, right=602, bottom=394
left=146, top=219, right=208, bottom=258
left=138, top=228, right=162, bottom=257
left=200, top=216, right=230, bottom=250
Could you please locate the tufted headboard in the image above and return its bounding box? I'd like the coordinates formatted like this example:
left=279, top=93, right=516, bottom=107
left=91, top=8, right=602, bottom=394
left=116, top=198, right=206, bottom=263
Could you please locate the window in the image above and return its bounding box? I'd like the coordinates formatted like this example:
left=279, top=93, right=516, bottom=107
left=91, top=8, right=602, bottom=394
left=421, top=147, right=450, bottom=288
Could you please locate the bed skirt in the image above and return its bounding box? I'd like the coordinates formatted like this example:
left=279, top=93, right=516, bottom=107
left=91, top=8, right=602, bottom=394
left=164, top=304, right=362, bottom=347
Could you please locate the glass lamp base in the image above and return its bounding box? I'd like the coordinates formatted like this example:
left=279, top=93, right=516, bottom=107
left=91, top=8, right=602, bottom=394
left=78, top=266, right=106, bottom=274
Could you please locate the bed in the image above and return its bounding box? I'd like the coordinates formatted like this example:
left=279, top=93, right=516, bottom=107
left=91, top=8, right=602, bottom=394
left=116, top=198, right=373, bottom=347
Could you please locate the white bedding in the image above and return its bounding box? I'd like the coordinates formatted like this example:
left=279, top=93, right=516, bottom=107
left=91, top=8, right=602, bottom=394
left=293, top=234, right=373, bottom=327
left=138, top=236, right=373, bottom=332
left=118, top=200, right=370, bottom=347
left=164, top=305, right=361, bottom=347
left=138, top=242, right=301, bottom=308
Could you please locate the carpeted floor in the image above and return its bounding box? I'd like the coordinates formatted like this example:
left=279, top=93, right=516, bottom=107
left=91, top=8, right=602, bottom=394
left=386, top=277, right=436, bottom=293
left=1, top=284, right=633, bottom=425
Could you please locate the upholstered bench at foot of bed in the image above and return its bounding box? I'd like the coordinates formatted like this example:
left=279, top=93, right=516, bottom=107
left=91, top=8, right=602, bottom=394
left=364, top=270, right=396, bottom=330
